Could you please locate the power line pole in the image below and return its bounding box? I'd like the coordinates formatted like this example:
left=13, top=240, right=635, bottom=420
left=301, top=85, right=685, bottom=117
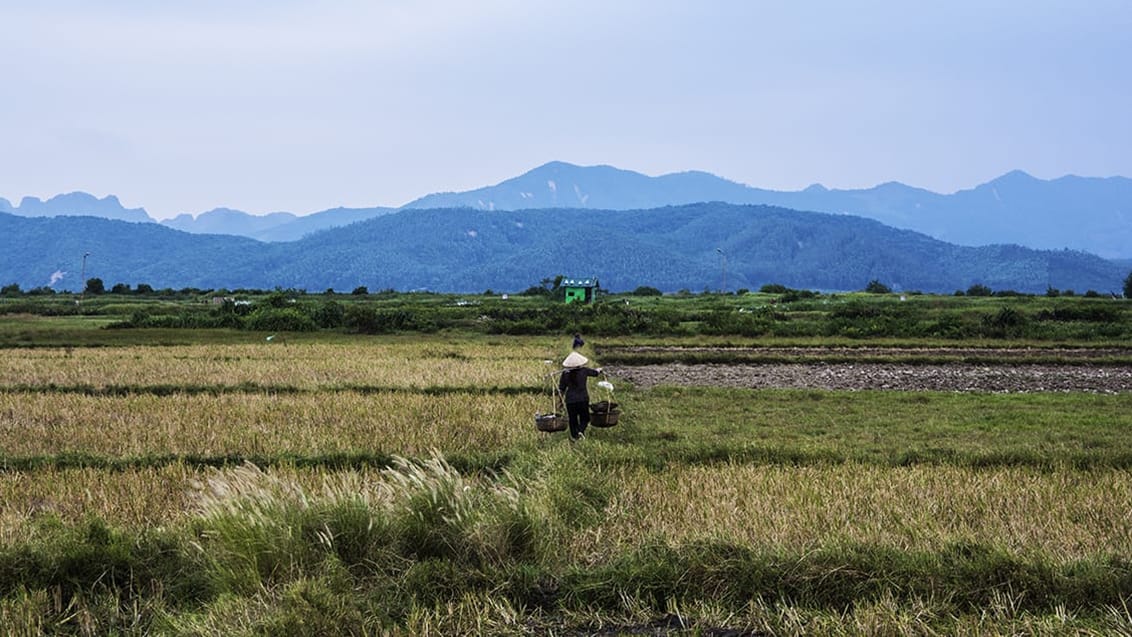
left=79, top=252, right=90, bottom=304
left=716, top=248, right=727, bottom=293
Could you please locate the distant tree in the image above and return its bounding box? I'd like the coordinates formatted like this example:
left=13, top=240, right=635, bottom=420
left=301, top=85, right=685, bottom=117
left=1084, top=290, right=1101, bottom=298
left=313, top=300, right=345, bottom=328
left=260, top=291, right=290, bottom=308
left=1, top=283, right=20, bottom=296
left=1046, top=286, right=1060, bottom=298
left=110, top=282, right=131, bottom=294
left=519, top=285, right=550, bottom=297
left=84, top=277, right=105, bottom=295
left=537, top=275, right=565, bottom=294
left=352, top=286, right=369, bottom=295
left=966, top=283, right=992, bottom=297
left=630, top=285, right=663, bottom=296
left=1124, top=271, right=1132, bottom=299
left=760, top=283, right=789, bottom=294
left=135, top=283, right=154, bottom=295
left=864, top=279, right=891, bottom=294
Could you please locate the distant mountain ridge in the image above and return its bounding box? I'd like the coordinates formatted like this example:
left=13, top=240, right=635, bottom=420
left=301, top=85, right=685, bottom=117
left=4, top=162, right=1131, bottom=258
left=402, top=161, right=765, bottom=211
left=1, top=204, right=1125, bottom=295
left=2, top=192, right=152, bottom=224
left=404, top=163, right=1132, bottom=259
left=160, top=206, right=398, bottom=241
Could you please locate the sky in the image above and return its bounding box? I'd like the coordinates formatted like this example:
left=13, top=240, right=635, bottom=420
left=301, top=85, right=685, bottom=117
left=2, top=0, right=1130, bottom=220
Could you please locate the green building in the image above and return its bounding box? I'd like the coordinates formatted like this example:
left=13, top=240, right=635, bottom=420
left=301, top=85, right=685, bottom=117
left=563, top=277, right=597, bottom=304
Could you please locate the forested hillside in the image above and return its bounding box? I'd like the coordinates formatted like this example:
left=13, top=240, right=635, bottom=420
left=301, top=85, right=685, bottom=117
left=1, top=204, right=1126, bottom=294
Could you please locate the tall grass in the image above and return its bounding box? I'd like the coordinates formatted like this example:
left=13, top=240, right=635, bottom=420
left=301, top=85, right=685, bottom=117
left=3, top=453, right=1132, bottom=634
left=0, top=339, right=566, bottom=390
left=572, top=463, right=1132, bottom=562
left=3, top=334, right=1132, bottom=632
left=0, top=391, right=542, bottom=459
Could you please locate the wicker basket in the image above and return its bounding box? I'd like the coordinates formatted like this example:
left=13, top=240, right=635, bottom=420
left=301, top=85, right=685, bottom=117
left=535, top=413, right=567, bottom=432
left=589, top=404, right=620, bottom=428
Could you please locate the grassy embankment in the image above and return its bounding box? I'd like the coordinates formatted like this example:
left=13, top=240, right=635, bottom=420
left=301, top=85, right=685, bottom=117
left=1, top=325, right=1131, bottom=634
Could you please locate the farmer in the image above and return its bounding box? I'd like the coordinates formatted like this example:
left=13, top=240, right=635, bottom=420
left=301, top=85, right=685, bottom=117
left=572, top=333, right=585, bottom=349
left=559, top=351, right=602, bottom=441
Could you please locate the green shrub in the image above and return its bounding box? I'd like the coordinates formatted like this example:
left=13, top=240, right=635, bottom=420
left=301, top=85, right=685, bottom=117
left=343, top=308, right=439, bottom=334
left=864, top=280, right=892, bottom=294
left=1035, top=303, right=1122, bottom=323
left=982, top=306, right=1027, bottom=337
left=700, top=309, right=771, bottom=336
left=312, top=300, right=345, bottom=328
left=245, top=308, right=318, bottom=332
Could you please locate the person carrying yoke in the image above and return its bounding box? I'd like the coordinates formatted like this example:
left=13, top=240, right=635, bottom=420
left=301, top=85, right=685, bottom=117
left=559, top=351, right=602, bottom=441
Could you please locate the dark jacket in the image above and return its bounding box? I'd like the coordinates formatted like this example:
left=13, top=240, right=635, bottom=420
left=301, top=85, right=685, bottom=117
left=559, top=367, right=599, bottom=404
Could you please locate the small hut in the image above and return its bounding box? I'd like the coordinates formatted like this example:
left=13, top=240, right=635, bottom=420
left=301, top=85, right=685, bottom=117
left=563, top=277, right=597, bottom=304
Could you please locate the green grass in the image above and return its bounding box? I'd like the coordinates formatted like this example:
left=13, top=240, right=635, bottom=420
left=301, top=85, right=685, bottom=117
left=2, top=316, right=1132, bottom=634
left=2, top=460, right=1131, bottom=634
left=555, top=387, right=1132, bottom=470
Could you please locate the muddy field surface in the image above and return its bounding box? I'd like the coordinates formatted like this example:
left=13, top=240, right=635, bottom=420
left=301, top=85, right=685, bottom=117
left=605, top=347, right=1132, bottom=393
left=609, top=346, right=1132, bottom=359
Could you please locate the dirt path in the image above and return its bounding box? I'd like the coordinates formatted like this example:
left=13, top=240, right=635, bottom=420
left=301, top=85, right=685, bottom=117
left=606, top=348, right=1132, bottom=393
left=608, top=345, right=1132, bottom=360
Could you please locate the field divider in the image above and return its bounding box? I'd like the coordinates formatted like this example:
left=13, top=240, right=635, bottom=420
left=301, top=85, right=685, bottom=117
left=0, top=450, right=512, bottom=475
left=6, top=446, right=1132, bottom=474
left=598, top=352, right=1132, bottom=366
left=0, top=383, right=545, bottom=397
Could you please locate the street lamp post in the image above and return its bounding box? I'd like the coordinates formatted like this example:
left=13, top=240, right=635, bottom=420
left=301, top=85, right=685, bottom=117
left=79, top=252, right=90, bottom=303
left=716, top=248, right=727, bottom=293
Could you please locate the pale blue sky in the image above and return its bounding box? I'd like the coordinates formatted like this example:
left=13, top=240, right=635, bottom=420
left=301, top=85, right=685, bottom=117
left=2, top=1, right=1130, bottom=219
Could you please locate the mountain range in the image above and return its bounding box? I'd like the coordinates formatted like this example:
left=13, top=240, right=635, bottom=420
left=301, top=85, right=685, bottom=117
left=3, top=161, right=1130, bottom=258
left=1, top=203, right=1125, bottom=295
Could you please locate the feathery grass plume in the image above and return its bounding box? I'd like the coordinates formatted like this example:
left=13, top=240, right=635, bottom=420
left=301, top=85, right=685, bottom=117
left=191, top=462, right=321, bottom=591
left=190, top=451, right=540, bottom=596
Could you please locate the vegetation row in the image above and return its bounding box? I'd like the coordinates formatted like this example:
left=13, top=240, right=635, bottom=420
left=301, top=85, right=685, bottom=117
left=3, top=456, right=1132, bottom=634
left=3, top=285, right=1132, bottom=342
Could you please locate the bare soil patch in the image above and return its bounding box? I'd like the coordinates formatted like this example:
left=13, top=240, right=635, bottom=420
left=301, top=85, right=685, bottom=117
left=606, top=347, right=1132, bottom=393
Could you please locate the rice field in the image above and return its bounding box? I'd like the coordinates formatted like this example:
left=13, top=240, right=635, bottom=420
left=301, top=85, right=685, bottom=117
left=2, top=333, right=1132, bottom=634
left=0, top=340, right=553, bottom=389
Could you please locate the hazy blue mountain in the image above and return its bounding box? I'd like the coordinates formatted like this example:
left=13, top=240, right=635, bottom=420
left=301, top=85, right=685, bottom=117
left=162, top=208, right=299, bottom=238
left=8, top=192, right=153, bottom=223
left=253, top=206, right=398, bottom=242
left=403, top=161, right=771, bottom=211
left=2, top=205, right=1125, bottom=295
left=403, top=162, right=1132, bottom=259
left=0, top=213, right=263, bottom=291
left=0, top=197, right=12, bottom=213
left=159, top=205, right=398, bottom=241
left=8, top=163, right=1129, bottom=256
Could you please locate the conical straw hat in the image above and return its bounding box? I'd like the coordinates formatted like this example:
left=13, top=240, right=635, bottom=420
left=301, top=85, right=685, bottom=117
left=562, top=351, right=588, bottom=368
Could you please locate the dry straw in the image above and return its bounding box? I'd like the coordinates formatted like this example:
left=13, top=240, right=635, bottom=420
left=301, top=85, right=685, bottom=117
left=577, top=463, right=1132, bottom=562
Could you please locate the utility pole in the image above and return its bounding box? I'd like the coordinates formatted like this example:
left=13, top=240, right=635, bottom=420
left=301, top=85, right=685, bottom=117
left=79, top=252, right=90, bottom=304
left=716, top=248, right=727, bottom=293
